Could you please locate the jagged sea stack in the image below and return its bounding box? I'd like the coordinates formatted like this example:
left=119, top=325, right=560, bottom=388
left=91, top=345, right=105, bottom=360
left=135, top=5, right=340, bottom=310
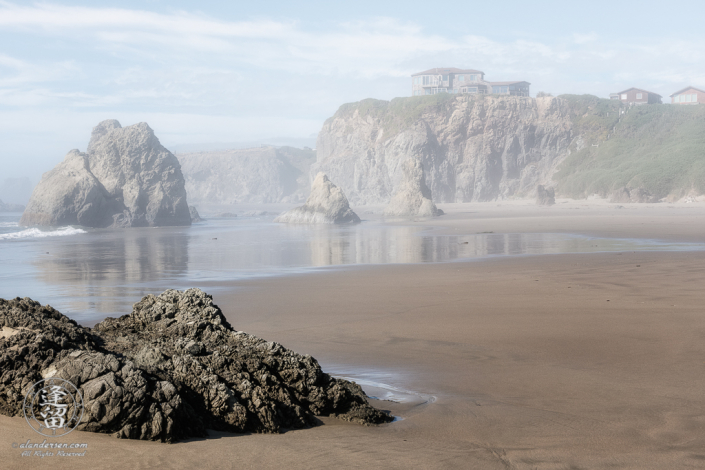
left=189, top=206, right=203, bottom=222
left=20, top=120, right=191, bottom=228
left=384, top=159, right=443, bottom=217
left=274, top=172, right=361, bottom=224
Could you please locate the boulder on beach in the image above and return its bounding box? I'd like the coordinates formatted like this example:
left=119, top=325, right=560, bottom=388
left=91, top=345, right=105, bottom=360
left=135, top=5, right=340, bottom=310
left=20, top=120, right=191, bottom=228
left=0, top=289, right=391, bottom=443
left=189, top=205, right=203, bottom=222
left=609, top=186, right=658, bottom=204
left=274, top=173, right=360, bottom=224
left=536, top=185, right=555, bottom=205
left=384, top=159, right=443, bottom=217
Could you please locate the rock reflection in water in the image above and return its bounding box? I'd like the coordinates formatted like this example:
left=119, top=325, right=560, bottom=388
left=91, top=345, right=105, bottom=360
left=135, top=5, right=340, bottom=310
left=31, top=228, right=189, bottom=320
left=4, top=218, right=700, bottom=324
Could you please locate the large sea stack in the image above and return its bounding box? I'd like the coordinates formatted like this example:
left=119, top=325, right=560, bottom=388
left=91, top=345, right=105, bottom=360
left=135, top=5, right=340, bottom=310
left=20, top=120, right=191, bottom=228
left=384, top=159, right=443, bottom=217
left=274, top=172, right=360, bottom=224
left=0, top=289, right=392, bottom=442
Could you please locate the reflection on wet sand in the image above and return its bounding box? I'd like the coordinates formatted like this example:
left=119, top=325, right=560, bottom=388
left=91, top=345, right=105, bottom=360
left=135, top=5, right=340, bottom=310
left=31, top=228, right=190, bottom=321
left=5, top=218, right=701, bottom=324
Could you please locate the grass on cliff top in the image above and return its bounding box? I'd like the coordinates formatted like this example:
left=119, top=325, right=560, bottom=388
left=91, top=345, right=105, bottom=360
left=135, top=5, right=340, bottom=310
left=331, top=94, right=458, bottom=138
left=554, top=97, right=705, bottom=199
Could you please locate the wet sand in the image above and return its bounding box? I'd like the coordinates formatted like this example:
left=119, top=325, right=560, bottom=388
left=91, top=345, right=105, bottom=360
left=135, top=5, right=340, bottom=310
left=3, top=200, right=705, bottom=469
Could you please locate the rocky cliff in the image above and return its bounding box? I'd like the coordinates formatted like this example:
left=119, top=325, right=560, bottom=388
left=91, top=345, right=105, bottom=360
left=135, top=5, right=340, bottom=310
left=20, top=120, right=191, bottom=228
left=314, top=94, right=574, bottom=204
left=178, top=146, right=315, bottom=204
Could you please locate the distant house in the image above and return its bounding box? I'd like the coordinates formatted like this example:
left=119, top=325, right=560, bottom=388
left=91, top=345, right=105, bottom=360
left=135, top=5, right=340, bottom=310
left=411, top=68, right=486, bottom=96
left=488, top=81, right=531, bottom=97
left=670, top=86, right=705, bottom=105
left=411, top=68, right=530, bottom=96
left=610, top=88, right=662, bottom=105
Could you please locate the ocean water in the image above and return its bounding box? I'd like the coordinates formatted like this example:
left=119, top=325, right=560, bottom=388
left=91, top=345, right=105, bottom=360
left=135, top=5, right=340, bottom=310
left=0, top=211, right=702, bottom=325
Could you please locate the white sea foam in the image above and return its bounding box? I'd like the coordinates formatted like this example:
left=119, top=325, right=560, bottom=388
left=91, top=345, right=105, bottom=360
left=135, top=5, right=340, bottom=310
left=0, top=222, right=19, bottom=228
left=0, top=226, right=87, bottom=240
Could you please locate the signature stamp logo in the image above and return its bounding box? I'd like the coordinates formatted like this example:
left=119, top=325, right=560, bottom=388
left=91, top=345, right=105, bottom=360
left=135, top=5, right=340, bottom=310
left=23, top=378, right=84, bottom=437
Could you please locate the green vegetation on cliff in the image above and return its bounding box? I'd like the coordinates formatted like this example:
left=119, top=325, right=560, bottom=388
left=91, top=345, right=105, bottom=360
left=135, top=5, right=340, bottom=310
left=329, top=93, right=705, bottom=201
left=332, top=94, right=458, bottom=139
left=555, top=95, right=705, bottom=200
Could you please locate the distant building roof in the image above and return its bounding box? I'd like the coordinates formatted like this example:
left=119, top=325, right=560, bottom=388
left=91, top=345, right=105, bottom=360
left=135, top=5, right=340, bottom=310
left=487, top=81, right=531, bottom=86
left=616, top=87, right=662, bottom=98
left=411, top=68, right=484, bottom=76
left=669, top=86, right=705, bottom=97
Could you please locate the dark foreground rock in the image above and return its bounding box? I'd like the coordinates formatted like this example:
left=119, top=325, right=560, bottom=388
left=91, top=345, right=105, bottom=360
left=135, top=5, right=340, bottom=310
left=0, top=290, right=392, bottom=443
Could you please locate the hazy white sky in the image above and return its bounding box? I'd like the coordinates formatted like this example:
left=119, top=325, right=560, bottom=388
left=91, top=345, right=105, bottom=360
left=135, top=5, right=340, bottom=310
left=1, top=0, right=704, bottom=180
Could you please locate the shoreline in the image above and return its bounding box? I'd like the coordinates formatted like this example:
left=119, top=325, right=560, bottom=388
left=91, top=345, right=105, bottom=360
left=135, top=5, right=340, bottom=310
left=3, top=201, right=705, bottom=468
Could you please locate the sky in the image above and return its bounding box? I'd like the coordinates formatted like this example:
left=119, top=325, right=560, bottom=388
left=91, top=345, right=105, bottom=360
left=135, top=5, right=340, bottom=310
left=1, top=0, right=704, bottom=186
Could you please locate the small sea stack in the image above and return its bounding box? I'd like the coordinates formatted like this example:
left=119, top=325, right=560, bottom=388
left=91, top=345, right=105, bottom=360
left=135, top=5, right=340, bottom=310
left=536, top=185, right=555, bottom=205
left=384, top=159, right=443, bottom=217
left=189, top=206, right=203, bottom=222
left=274, top=173, right=360, bottom=224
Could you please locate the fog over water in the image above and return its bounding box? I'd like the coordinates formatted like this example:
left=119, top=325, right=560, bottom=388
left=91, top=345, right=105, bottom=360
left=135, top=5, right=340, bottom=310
left=1, top=212, right=702, bottom=325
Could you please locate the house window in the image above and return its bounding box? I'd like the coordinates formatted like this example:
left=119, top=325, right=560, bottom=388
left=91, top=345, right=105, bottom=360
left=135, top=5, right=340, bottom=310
left=621, top=94, right=627, bottom=99
left=695, top=94, right=699, bottom=102
left=636, top=93, right=642, bottom=99
left=687, top=94, right=692, bottom=102
left=458, top=75, right=464, bottom=82
left=470, top=75, right=476, bottom=81
left=442, top=75, right=449, bottom=81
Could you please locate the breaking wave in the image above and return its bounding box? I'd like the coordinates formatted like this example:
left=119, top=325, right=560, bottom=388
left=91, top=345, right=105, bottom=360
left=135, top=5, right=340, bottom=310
left=0, top=226, right=87, bottom=240
left=0, top=222, right=19, bottom=228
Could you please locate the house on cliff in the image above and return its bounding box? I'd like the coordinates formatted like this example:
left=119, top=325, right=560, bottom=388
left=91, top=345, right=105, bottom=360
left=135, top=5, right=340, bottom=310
left=487, top=81, right=531, bottom=97
left=670, top=86, right=705, bottom=105
left=411, top=68, right=530, bottom=97
left=609, top=88, right=662, bottom=105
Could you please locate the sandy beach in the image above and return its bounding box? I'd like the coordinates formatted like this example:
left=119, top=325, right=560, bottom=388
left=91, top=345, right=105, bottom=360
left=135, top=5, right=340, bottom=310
left=3, top=200, right=705, bottom=469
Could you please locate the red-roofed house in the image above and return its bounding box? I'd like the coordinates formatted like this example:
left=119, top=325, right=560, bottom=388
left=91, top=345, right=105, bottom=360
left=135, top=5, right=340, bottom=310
left=609, top=88, right=662, bottom=105
left=670, top=86, right=705, bottom=105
